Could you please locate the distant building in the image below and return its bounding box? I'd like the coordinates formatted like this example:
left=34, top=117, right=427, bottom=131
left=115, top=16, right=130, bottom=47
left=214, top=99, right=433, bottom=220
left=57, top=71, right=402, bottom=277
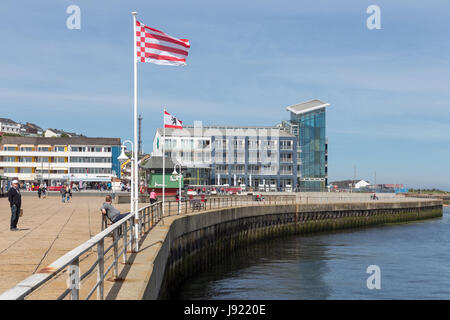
left=44, top=128, right=82, bottom=138
left=20, top=122, right=44, bottom=136
left=0, top=136, right=121, bottom=186
left=0, top=118, right=21, bottom=134
left=140, top=156, right=185, bottom=196
left=330, top=179, right=370, bottom=190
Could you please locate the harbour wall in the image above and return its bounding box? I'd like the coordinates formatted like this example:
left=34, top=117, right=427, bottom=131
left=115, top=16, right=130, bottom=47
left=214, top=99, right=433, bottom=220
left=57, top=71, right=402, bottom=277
left=117, top=199, right=442, bottom=300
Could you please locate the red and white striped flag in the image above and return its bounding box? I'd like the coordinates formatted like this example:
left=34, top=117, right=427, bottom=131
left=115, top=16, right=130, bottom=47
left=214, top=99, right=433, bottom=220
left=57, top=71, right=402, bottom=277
left=135, top=20, right=190, bottom=66
left=164, top=110, right=183, bottom=129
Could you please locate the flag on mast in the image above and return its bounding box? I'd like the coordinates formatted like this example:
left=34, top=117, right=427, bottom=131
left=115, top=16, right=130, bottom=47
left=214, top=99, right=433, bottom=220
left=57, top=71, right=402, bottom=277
left=135, top=20, right=190, bottom=66
left=164, top=110, right=183, bottom=129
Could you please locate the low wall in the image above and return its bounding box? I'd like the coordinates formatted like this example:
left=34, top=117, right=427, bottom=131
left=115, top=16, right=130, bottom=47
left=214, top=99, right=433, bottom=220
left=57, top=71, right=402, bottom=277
left=118, top=199, right=442, bottom=300
left=114, top=192, right=399, bottom=205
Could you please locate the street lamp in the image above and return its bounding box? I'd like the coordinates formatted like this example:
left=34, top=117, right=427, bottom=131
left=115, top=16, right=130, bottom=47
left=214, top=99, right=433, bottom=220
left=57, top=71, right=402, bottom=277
left=118, top=141, right=135, bottom=211
left=172, top=163, right=182, bottom=215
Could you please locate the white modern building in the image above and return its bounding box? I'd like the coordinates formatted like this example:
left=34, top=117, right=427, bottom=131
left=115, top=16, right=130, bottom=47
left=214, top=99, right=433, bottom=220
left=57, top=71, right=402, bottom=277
left=151, top=124, right=297, bottom=190
left=0, top=136, right=122, bottom=186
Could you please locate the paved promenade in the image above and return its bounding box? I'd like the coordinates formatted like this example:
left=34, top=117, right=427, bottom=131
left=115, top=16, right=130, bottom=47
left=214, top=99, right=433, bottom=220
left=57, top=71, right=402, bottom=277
left=0, top=195, right=132, bottom=297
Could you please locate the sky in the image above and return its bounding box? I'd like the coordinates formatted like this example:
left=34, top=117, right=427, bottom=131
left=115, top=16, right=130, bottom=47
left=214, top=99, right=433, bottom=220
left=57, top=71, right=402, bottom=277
left=0, top=1, right=449, bottom=190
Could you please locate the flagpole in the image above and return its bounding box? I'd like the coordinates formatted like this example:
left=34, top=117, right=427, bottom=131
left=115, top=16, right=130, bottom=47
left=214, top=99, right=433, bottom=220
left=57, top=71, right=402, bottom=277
left=132, top=11, right=139, bottom=252
left=162, top=108, right=166, bottom=218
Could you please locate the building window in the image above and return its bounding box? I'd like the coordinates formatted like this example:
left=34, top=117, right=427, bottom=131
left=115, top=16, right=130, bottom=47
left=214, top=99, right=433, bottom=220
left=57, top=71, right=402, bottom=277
left=231, top=164, right=245, bottom=174
left=20, top=147, right=33, bottom=151
left=4, top=146, right=16, bottom=151
left=55, top=146, right=65, bottom=152
left=197, top=139, right=210, bottom=149
left=233, top=139, right=245, bottom=150
left=248, top=151, right=259, bottom=164
left=248, top=164, right=260, bottom=174
left=215, top=151, right=226, bottom=164
left=70, top=157, right=111, bottom=163
left=280, top=165, right=293, bottom=175
left=70, top=168, right=111, bottom=174
left=280, top=140, right=293, bottom=150
left=164, top=138, right=177, bottom=150
left=215, top=164, right=227, bottom=174
left=214, top=139, right=227, bottom=149
left=248, top=139, right=258, bottom=150
left=4, top=167, right=16, bottom=173
left=280, top=153, right=293, bottom=162
left=3, top=156, right=16, bottom=162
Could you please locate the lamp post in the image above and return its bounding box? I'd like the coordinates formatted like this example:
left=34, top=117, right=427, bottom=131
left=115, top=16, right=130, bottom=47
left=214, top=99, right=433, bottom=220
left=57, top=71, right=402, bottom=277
left=172, top=164, right=182, bottom=215
left=118, top=140, right=139, bottom=251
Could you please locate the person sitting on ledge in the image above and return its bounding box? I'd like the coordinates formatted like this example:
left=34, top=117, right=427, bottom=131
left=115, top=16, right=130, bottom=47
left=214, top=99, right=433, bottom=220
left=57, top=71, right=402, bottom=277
left=100, top=195, right=129, bottom=224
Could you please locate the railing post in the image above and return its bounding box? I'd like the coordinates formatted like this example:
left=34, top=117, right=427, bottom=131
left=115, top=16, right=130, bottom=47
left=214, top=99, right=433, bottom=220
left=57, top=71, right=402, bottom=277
left=151, top=206, right=154, bottom=227
left=113, top=229, right=119, bottom=280
left=141, top=208, right=146, bottom=232
left=129, top=217, right=134, bottom=252
left=97, top=238, right=105, bottom=300
left=68, top=257, right=80, bottom=300
left=122, top=220, right=128, bottom=263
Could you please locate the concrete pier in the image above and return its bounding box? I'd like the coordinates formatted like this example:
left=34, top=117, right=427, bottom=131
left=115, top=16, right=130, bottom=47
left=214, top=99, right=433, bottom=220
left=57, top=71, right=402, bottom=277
left=109, top=198, right=442, bottom=300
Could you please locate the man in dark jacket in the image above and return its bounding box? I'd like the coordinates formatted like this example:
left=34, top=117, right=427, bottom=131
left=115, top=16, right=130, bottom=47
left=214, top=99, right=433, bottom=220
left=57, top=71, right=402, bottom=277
left=8, top=180, right=22, bottom=231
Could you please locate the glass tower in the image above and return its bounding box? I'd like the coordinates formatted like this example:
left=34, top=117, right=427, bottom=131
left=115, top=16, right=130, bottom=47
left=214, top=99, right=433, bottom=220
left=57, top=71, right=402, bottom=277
left=282, top=99, right=329, bottom=191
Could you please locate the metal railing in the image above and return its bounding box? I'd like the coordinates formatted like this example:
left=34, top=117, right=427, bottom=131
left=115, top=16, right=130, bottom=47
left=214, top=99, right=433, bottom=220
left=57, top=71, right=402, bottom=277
left=0, top=201, right=164, bottom=300
left=0, top=193, right=425, bottom=300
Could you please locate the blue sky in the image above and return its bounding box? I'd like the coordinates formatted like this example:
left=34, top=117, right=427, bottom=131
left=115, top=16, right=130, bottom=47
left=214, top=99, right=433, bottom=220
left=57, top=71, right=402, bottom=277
left=1, top=1, right=449, bottom=190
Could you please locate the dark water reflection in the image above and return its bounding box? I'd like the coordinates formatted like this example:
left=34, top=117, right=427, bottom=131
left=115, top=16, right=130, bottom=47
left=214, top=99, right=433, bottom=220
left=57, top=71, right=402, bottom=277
left=175, top=207, right=450, bottom=300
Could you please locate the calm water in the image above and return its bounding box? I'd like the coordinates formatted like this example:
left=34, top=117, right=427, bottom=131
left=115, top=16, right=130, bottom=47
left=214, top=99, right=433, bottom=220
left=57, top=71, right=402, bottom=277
left=175, top=207, right=450, bottom=299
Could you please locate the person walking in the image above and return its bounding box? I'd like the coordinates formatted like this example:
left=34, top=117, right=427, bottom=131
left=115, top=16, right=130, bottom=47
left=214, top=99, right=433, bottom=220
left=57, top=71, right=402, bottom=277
left=37, top=184, right=42, bottom=199
left=60, top=185, right=66, bottom=203
left=43, top=184, right=47, bottom=198
left=8, top=180, right=22, bottom=231
left=66, top=185, right=71, bottom=203
left=149, top=189, right=157, bottom=204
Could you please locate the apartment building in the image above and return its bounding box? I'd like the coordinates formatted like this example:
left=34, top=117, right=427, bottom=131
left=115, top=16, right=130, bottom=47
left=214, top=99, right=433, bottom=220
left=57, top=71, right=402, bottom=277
left=0, top=136, right=121, bottom=186
left=152, top=124, right=297, bottom=191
